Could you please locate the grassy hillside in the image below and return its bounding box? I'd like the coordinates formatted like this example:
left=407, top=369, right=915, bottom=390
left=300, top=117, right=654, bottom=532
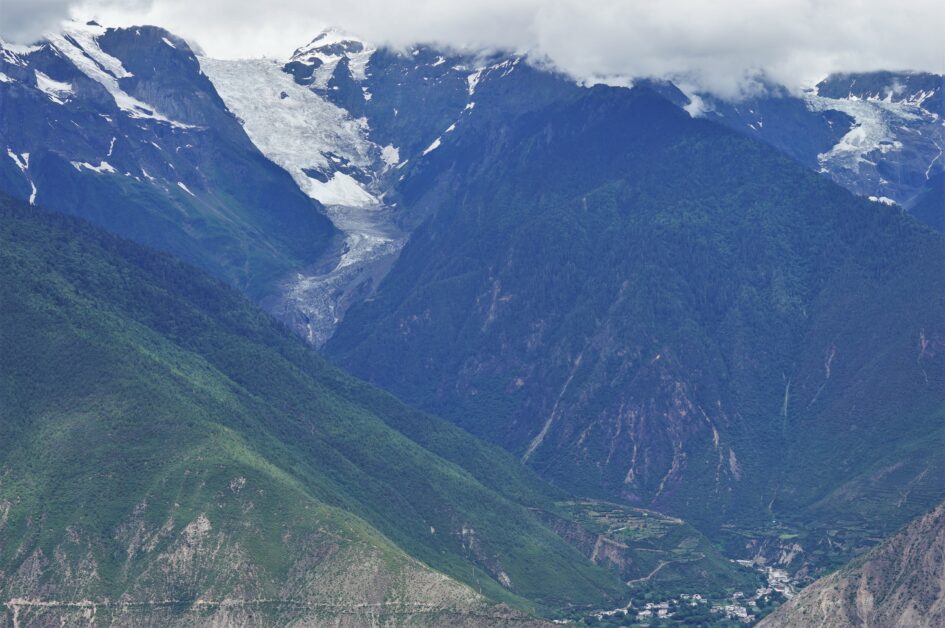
left=0, top=196, right=646, bottom=623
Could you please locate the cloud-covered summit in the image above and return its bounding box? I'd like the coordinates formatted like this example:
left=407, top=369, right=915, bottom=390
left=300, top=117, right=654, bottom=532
left=2, top=0, right=943, bottom=98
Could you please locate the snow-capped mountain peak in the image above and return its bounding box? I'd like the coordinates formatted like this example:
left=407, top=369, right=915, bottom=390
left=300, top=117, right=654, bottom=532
left=815, top=71, right=944, bottom=117
left=288, top=28, right=375, bottom=87
left=43, top=21, right=193, bottom=128
left=0, top=21, right=337, bottom=303
left=292, top=28, right=369, bottom=60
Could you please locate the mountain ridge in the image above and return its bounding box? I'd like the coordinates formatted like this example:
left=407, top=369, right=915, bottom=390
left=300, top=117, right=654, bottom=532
left=760, top=502, right=945, bottom=627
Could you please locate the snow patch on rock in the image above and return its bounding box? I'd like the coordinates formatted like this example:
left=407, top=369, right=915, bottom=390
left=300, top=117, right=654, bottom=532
left=422, top=137, right=442, bottom=155
left=47, top=22, right=191, bottom=127
left=307, top=172, right=376, bottom=206
left=381, top=144, right=400, bottom=168
left=34, top=70, right=73, bottom=104
left=71, top=160, right=117, bottom=174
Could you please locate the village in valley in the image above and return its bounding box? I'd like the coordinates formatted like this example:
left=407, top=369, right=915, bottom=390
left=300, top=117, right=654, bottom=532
left=581, top=561, right=795, bottom=626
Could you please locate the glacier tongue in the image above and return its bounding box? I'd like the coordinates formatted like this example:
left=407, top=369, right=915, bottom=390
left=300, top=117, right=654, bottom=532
left=287, top=203, right=404, bottom=346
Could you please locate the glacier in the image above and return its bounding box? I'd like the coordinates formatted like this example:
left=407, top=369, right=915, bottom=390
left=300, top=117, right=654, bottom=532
left=805, top=89, right=943, bottom=206
left=200, top=54, right=405, bottom=346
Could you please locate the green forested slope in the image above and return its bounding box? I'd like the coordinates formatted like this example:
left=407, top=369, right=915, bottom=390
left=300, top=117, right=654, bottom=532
left=328, top=84, right=945, bottom=569
left=0, top=197, right=642, bottom=624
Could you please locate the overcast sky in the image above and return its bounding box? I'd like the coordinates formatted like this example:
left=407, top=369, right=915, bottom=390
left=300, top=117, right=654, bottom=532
left=2, top=0, right=943, bottom=97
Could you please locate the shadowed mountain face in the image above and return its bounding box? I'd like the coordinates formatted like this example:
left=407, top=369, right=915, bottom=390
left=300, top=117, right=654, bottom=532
left=760, top=502, right=945, bottom=628
left=327, top=80, right=945, bottom=563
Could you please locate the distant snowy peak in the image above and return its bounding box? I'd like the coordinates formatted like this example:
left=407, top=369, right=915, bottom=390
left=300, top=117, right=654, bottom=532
left=47, top=23, right=192, bottom=127
left=804, top=73, right=945, bottom=208
left=0, top=22, right=212, bottom=210
left=693, top=70, right=944, bottom=217
left=0, top=21, right=195, bottom=128
left=0, top=40, right=39, bottom=67
left=816, top=71, right=944, bottom=117
left=284, top=27, right=517, bottom=95
left=292, top=28, right=370, bottom=62
left=279, top=28, right=526, bottom=168
left=286, top=28, right=375, bottom=88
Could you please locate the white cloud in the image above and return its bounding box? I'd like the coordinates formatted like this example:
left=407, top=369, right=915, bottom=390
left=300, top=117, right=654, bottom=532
left=1, top=0, right=942, bottom=98
left=0, top=0, right=75, bottom=43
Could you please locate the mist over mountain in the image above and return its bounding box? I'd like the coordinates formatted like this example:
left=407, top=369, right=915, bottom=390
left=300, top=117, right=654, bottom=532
left=4, top=0, right=944, bottom=99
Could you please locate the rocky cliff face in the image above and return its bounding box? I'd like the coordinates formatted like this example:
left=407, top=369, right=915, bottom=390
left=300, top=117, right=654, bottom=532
left=760, top=503, right=945, bottom=628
